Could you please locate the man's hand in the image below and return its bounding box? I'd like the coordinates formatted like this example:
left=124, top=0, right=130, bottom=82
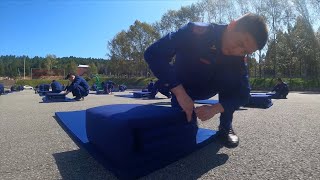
left=171, top=85, right=194, bottom=122
left=194, top=103, right=224, bottom=121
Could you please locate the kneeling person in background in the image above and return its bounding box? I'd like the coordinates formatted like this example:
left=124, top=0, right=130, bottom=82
left=51, top=80, right=63, bottom=93
left=64, top=73, right=90, bottom=101
left=272, top=78, right=289, bottom=99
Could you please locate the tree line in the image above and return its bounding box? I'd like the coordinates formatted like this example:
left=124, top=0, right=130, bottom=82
left=1, top=0, right=320, bottom=80
left=108, top=0, right=320, bottom=79
left=0, top=55, right=104, bottom=78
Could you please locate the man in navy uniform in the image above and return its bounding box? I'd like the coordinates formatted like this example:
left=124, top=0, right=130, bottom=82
left=43, top=84, right=50, bottom=91
left=118, top=84, right=127, bottom=92
left=106, top=80, right=116, bottom=94
left=64, top=73, right=90, bottom=101
left=272, top=78, right=289, bottom=99
left=50, top=80, right=63, bottom=93
left=91, top=83, right=98, bottom=91
left=147, top=80, right=155, bottom=92
left=144, top=13, right=268, bottom=147
left=0, top=83, right=4, bottom=95
left=149, top=80, right=172, bottom=99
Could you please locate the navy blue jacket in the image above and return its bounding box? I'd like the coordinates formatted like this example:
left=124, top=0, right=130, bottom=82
left=144, top=22, right=250, bottom=112
left=67, top=76, right=90, bottom=92
left=147, top=81, right=155, bottom=92
left=51, top=81, right=63, bottom=92
left=0, top=83, right=4, bottom=94
left=272, top=82, right=289, bottom=94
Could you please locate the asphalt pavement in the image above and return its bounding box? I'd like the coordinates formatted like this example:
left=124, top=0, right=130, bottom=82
left=0, top=90, right=319, bottom=180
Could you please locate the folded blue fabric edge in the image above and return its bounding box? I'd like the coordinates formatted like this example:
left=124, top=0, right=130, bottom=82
left=54, top=110, right=217, bottom=179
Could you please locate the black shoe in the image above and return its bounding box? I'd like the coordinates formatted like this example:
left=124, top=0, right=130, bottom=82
left=217, top=127, right=239, bottom=148
left=74, top=97, right=84, bottom=101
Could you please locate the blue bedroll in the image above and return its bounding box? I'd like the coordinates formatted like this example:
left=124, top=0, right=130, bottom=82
left=38, top=91, right=50, bottom=96
left=245, top=94, right=273, bottom=108
left=194, top=99, right=219, bottom=105
left=38, top=84, right=45, bottom=91
left=96, top=89, right=105, bottom=94
left=43, top=93, right=73, bottom=102
left=37, top=84, right=51, bottom=96
left=0, top=83, right=4, bottom=94
left=130, top=91, right=151, bottom=98
left=55, top=104, right=217, bottom=179
left=250, top=92, right=276, bottom=99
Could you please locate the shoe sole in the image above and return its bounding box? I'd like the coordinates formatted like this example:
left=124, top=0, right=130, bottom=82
left=215, top=134, right=239, bottom=148
left=74, top=98, right=84, bottom=101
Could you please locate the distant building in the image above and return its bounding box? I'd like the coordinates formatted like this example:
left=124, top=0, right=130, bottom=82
left=77, top=64, right=90, bottom=76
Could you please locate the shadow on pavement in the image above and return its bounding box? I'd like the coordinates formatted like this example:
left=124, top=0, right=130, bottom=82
left=53, top=142, right=227, bottom=180
left=53, top=149, right=117, bottom=180
left=298, top=91, right=320, bottom=94
left=142, top=142, right=227, bottom=180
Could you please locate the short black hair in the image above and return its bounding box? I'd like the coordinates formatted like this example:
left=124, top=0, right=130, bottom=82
left=235, top=13, right=268, bottom=50
left=277, top=78, right=283, bottom=82
left=65, top=73, right=76, bottom=80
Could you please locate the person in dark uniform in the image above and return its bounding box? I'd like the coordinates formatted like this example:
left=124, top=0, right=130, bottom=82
left=272, top=78, right=289, bottom=99
left=147, top=80, right=155, bottom=92
left=106, top=80, right=115, bottom=94
left=64, top=73, right=90, bottom=101
left=50, top=80, right=63, bottom=93
left=144, top=13, right=268, bottom=147
left=91, top=83, right=98, bottom=91
left=18, top=85, right=24, bottom=91
left=118, top=84, right=127, bottom=92
left=43, top=84, right=50, bottom=91
left=101, top=81, right=106, bottom=93
left=149, top=80, right=172, bottom=99
left=0, top=83, right=4, bottom=95
left=10, top=85, right=15, bottom=92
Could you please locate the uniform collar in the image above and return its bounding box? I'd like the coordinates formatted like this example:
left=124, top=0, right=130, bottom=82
left=210, top=24, right=227, bottom=54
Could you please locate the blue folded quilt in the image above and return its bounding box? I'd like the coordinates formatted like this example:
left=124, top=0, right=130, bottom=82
left=55, top=104, right=217, bottom=179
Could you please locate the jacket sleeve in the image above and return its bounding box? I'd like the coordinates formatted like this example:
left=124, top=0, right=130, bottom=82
left=219, top=58, right=251, bottom=112
left=144, top=23, right=194, bottom=89
left=69, top=77, right=82, bottom=91
left=272, top=84, right=280, bottom=92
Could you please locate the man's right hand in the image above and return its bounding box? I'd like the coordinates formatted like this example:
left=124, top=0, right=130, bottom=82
left=171, top=85, right=194, bottom=122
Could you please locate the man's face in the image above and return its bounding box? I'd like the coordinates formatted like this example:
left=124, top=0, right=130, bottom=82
left=222, top=24, right=258, bottom=56
left=68, top=75, right=75, bottom=82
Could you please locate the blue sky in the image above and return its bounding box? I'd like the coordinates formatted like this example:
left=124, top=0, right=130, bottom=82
left=0, top=0, right=197, bottom=59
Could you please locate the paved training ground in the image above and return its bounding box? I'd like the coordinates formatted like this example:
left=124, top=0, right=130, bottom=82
left=1, top=90, right=319, bottom=180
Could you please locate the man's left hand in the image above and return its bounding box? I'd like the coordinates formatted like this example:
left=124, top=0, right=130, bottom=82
left=194, top=103, right=224, bottom=121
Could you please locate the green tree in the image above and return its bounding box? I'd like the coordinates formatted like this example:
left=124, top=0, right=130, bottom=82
left=154, top=4, right=201, bottom=35
left=108, top=30, right=131, bottom=61
left=0, top=59, right=4, bottom=76
left=107, top=20, right=160, bottom=77
left=198, top=0, right=236, bottom=23
left=44, top=54, right=57, bottom=70
left=291, top=16, right=320, bottom=78
left=65, top=60, right=77, bottom=74
left=89, top=62, right=98, bottom=75
left=127, top=20, right=160, bottom=76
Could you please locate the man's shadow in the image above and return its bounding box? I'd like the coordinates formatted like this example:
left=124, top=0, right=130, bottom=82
left=142, top=141, right=227, bottom=180
left=53, top=142, right=226, bottom=180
